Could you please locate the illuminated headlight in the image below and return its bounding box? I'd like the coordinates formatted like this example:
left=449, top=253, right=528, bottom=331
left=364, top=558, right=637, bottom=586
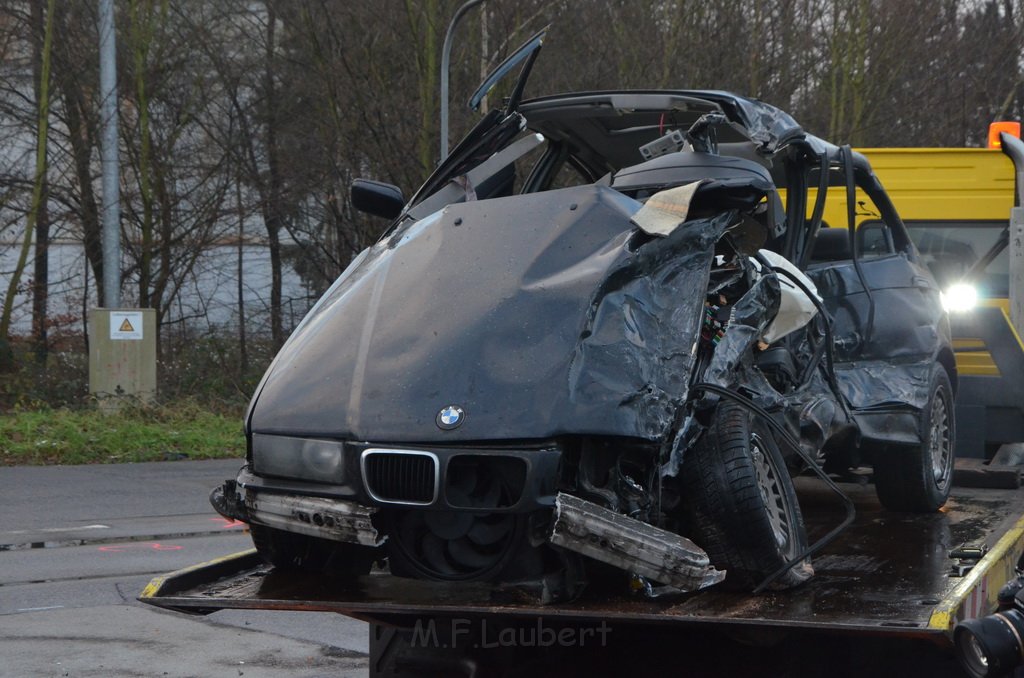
left=941, top=283, right=979, bottom=312
left=252, top=433, right=346, bottom=484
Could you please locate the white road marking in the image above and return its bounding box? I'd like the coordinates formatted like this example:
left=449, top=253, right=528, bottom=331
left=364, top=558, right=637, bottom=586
left=5, top=525, right=110, bottom=535
left=15, top=605, right=65, bottom=612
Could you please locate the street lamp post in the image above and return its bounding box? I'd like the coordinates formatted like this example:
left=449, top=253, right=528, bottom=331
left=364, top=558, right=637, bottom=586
left=440, top=0, right=487, bottom=163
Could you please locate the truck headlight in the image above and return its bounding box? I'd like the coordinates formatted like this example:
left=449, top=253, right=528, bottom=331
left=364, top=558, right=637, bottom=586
left=252, top=433, right=346, bottom=484
left=941, top=283, right=979, bottom=312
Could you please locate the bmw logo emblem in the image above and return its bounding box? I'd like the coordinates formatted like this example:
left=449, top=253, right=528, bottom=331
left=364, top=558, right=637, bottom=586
left=436, top=405, right=465, bottom=430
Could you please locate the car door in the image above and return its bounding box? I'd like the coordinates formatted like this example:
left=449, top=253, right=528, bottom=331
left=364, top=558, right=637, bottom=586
left=803, top=154, right=948, bottom=365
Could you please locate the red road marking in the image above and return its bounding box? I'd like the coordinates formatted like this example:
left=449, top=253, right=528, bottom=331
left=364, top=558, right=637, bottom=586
left=98, top=542, right=184, bottom=553
left=210, top=517, right=246, bottom=529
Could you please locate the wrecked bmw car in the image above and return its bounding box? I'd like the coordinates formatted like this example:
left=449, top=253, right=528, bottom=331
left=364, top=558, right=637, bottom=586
left=211, top=32, right=956, bottom=597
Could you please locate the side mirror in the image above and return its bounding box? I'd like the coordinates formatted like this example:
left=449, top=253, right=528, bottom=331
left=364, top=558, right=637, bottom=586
left=351, top=179, right=405, bottom=220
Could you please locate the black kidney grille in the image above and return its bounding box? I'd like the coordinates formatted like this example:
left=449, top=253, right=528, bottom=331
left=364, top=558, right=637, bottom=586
left=363, top=452, right=437, bottom=504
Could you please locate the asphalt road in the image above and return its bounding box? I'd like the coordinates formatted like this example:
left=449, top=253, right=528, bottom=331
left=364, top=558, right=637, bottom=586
left=0, top=460, right=369, bottom=678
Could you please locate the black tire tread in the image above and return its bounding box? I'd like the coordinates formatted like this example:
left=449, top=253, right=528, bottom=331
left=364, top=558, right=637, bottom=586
left=679, top=403, right=810, bottom=590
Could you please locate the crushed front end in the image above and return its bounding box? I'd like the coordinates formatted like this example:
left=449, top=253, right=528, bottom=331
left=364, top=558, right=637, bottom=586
left=212, top=183, right=747, bottom=599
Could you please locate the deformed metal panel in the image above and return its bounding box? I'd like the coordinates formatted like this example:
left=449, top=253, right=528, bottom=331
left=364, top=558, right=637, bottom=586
left=250, top=184, right=728, bottom=444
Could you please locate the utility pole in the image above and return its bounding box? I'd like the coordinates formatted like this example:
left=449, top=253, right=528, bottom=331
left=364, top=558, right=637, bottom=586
left=99, top=0, right=120, bottom=307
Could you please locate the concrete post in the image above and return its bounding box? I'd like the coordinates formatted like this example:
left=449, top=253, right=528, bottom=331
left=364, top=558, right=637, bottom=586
left=89, top=308, right=157, bottom=411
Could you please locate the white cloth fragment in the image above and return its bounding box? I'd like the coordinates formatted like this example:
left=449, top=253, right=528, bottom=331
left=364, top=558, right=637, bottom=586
left=630, top=180, right=708, bottom=236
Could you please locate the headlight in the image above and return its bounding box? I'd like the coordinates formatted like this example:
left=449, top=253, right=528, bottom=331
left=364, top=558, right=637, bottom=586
left=941, top=283, right=979, bottom=312
left=252, top=433, right=346, bottom=484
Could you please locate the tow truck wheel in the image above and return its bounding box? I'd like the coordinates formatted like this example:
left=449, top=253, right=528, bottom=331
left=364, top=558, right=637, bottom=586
left=678, top=402, right=811, bottom=591
left=249, top=523, right=376, bottom=576
left=873, top=365, right=955, bottom=512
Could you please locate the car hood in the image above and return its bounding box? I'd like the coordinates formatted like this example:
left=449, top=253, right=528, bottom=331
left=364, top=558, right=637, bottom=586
left=249, top=184, right=728, bottom=443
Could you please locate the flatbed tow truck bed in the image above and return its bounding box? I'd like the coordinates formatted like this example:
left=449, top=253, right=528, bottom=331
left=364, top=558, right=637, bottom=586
left=141, top=480, right=1024, bottom=677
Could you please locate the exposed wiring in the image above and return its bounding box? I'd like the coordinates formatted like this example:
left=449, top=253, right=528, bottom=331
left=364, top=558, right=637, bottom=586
left=764, top=262, right=852, bottom=423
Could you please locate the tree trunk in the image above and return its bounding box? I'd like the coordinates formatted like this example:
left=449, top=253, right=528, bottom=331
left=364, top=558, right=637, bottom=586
left=405, top=0, right=440, bottom=180
left=130, top=0, right=156, bottom=310
left=263, top=2, right=284, bottom=349
left=236, top=175, right=247, bottom=379
left=0, top=0, right=55, bottom=364
left=30, top=0, right=51, bottom=364
left=59, top=64, right=104, bottom=306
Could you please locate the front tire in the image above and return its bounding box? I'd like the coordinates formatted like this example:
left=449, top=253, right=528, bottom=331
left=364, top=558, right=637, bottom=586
left=678, top=402, right=811, bottom=590
left=873, top=365, right=955, bottom=512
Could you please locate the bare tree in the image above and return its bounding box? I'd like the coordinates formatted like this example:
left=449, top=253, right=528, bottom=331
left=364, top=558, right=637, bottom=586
left=0, top=0, right=1021, bottom=391
left=0, top=0, right=53, bottom=367
left=28, top=0, right=50, bottom=362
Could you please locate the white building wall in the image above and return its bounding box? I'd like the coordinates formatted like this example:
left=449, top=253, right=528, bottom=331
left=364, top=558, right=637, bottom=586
left=0, top=239, right=313, bottom=337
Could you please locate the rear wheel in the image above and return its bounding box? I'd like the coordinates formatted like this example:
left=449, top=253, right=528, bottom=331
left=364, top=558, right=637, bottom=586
left=678, top=402, right=811, bottom=590
left=249, top=523, right=376, bottom=576
left=873, top=365, right=955, bottom=512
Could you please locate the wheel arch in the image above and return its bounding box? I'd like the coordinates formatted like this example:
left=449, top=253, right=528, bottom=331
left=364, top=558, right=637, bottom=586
left=936, top=346, right=958, bottom=396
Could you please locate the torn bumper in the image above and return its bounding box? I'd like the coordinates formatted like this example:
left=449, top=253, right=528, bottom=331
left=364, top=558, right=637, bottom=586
left=245, top=491, right=384, bottom=547
left=549, top=492, right=725, bottom=591
left=210, top=477, right=384, bottom=548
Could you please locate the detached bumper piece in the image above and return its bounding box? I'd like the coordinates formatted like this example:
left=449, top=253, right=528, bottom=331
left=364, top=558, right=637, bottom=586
left=245, top=491, right=384, bottom=547
left=209, top=480, right=248, bottom=523
left=548, top=492, right=725, bottom=591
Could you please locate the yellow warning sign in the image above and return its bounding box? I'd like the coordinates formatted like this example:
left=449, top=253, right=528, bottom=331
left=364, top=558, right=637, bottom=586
left=110, top=311, right=144, bottom=340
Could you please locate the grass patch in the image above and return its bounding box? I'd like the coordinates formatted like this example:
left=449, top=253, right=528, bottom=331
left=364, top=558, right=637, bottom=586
left=0, top=400, right=245, bottom=465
